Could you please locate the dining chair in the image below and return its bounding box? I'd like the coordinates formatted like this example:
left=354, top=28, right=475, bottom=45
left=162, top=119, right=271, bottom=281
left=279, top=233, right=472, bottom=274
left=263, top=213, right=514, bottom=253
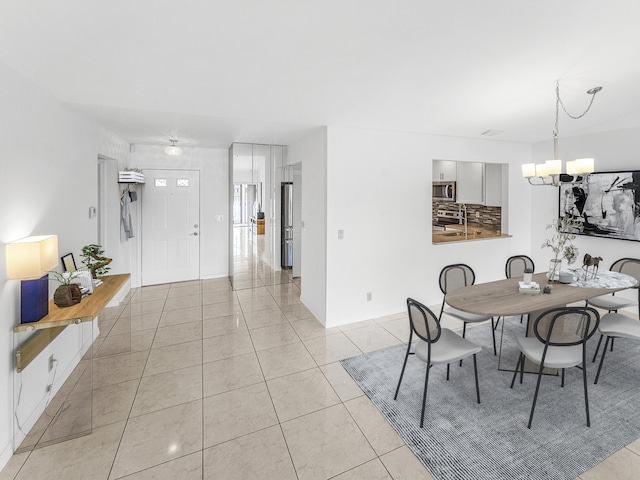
left=505, top=254, right=535, bottom=280
left=593, top=312, right=640, bottom=384
left=438, top=263, right=497, bottom=356
left=587, top=258, right=640, bottom=361
left=394, top=297, right=481, bottom=427
left=498, top=255, right=536, bottom=328
left=510, top=306, right=600, bottom=428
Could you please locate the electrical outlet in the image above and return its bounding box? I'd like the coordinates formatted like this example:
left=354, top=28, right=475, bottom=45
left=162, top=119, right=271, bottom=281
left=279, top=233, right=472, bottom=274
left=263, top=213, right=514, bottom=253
left=338, top=230, right=344, bottom=240
left=48, top=355, right=54, bottom=372
left=367, top=292, right=372, bottom=302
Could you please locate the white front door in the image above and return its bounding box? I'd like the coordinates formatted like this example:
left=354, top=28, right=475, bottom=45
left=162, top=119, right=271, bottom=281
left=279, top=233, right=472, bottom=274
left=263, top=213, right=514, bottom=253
left=142, top=169, right=200, bottom=286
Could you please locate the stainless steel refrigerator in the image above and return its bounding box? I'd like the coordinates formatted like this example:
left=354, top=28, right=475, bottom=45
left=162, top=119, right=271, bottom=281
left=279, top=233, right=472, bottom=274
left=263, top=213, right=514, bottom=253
left=281, top=182, right=293, bottom=268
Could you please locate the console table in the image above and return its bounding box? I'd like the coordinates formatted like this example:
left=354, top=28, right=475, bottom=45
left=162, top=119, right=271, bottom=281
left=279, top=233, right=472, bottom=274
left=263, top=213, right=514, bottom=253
left=12, top=273, right=130, bottom=453
left=14, top=274, right=130, bottom=371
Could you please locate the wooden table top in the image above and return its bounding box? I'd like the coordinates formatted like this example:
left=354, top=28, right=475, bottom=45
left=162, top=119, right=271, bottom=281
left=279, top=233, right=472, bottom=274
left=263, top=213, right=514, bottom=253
left=14, top=273, right=130, bottom=332
left=446, top=272, right=633, bottom=317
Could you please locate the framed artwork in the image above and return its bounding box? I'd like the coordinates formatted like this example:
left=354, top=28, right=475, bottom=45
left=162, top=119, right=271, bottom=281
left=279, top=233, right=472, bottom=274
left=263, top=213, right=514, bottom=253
left=61, top=253, right=77, bottom=272
left=559, top=170, right=640, bottom=242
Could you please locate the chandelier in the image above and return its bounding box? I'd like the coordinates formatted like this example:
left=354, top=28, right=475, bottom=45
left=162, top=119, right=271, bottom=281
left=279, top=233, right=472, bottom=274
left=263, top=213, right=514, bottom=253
left=164, top=139, right=182, bottom=156
left=522, top=81, right=602, bottom=186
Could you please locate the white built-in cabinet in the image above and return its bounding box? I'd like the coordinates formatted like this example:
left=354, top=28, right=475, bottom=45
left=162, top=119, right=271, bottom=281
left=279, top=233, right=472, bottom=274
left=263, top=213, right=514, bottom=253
left=432, top=160, right=457, bottom=181
left=456, top=161, right=484, bottom=204
left=484, top=163, right=503, bottom=206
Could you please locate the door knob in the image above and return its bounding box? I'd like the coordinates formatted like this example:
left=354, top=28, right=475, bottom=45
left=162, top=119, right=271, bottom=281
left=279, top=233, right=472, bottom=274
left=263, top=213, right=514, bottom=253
left=191, top=232, right=198, bottom=236
left=194, top=224, right=199, bottom=228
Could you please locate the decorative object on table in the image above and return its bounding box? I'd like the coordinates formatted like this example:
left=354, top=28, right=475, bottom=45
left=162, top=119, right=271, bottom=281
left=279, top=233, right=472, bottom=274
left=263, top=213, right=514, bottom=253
left=543, top=285, right=552, bottom=294
left=80, top=244, right=112, bottom=279
left=6, top=235, right=59, bottom=323
left=522, top=268, right=533, bottom=284
left=560, top=170, right=640, bottom=242
left=49, top=270, right=83, bottom=307
left=582, top=254, right=603, bottom=279
left=521, top=81, right=601, bottom=187
left=60, top=252, right=77, bottom=272
left=518, top=281, right=540, bottom=295
left=542, top=216, right=582, bottom=282
left=558, top=271, right=574, bottom=284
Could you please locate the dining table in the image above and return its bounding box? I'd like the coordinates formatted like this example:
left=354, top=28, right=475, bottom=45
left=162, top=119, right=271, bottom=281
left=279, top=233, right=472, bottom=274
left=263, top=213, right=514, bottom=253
left=445, top=269, right=638, bottom=373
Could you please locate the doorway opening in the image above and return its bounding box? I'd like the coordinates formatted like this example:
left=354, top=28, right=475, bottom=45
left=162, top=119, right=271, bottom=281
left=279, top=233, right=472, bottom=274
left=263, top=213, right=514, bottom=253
left=229, top=142, right=298, bottom=291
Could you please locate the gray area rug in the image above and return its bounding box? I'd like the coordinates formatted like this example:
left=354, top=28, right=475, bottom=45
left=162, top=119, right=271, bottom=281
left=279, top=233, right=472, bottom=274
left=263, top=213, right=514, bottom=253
left=341, top=318, right=640, bottom=480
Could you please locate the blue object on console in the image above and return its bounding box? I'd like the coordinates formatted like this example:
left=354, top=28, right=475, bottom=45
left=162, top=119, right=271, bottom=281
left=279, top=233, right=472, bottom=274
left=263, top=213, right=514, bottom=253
left=21, top=274, right=49, bottom=323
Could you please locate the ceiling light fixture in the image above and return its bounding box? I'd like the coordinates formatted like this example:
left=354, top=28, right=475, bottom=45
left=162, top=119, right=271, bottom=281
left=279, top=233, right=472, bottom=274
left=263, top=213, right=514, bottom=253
left=164, top=139, right=182, bottom=156
left=522, top=81, right=602, bottom=186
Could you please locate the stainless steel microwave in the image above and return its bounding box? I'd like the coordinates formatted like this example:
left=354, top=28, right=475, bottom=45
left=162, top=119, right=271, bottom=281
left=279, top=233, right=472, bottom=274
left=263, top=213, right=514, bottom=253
left=432, top=181, right=456, bottom=202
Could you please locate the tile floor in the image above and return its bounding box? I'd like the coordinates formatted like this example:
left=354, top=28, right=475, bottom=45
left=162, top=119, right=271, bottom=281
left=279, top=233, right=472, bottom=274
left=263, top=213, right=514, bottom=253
left=1, top=226, right=639, bottom=479
left=2, top=278, right=640, bottom=480
left=0, top=276, right=435, bottom=480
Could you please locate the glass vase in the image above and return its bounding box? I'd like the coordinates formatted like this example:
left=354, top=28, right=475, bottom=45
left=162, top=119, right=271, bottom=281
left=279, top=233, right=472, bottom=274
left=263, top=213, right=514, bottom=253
left=548, top=258, right=562, bottom=283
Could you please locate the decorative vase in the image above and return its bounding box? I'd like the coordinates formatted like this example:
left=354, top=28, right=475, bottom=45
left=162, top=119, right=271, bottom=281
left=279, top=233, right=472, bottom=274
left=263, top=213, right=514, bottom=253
left=53, top=284, right=82, bottom=308
left=548, top=259, right=562, bottom=283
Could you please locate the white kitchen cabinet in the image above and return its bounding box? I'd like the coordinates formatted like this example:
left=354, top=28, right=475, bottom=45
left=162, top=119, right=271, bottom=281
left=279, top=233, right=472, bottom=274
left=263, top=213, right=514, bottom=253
left=433, top=160, right=457, bottom=181
left=484, top=163, right=503, bottom=206
left=456, top=162, right=484, bottom=204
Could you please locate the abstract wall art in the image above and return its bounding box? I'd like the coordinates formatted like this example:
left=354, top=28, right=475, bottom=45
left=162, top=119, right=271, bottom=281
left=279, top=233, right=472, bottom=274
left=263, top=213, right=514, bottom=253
left=559, top=170, right=640, bottom=242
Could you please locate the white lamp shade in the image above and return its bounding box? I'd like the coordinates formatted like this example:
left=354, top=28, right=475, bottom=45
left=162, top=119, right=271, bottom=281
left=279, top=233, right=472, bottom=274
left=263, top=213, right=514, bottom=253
left=566, top=160, right=577, bottom=175
left=545, top=159, right=562, bottom=175
left=575, top=158, right=595, bottom=174
left=6, top=235, right=59, bottom=279
left=521, top=163, right=536, bottom=178
left=535, top=163, right=548, bottom=177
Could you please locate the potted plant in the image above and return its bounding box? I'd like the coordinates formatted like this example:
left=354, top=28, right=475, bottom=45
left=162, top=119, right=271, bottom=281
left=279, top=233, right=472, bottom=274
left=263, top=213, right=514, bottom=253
left=49, top=270, right=83, bottom=307
left=80, top=244, right=112, bottom=279
left=541, top=216, right=582, bottom=282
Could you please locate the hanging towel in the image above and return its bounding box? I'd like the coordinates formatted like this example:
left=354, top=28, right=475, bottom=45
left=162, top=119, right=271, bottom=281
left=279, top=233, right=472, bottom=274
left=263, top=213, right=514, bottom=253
left=120, top=191, right=134, bottom=241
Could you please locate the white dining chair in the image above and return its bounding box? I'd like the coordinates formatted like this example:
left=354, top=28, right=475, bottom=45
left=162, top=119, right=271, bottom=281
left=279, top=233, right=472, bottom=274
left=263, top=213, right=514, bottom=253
left=587, top=258, right=640, bottom=361
left=499, top=255, right=535, bottom=328
left=510, top=306, right=600, bottom=428
left=438, top=263, right=497, bottom=356
left=394, top=297, right=482, bottom=427
left=594, top=312, right=640, bottom=384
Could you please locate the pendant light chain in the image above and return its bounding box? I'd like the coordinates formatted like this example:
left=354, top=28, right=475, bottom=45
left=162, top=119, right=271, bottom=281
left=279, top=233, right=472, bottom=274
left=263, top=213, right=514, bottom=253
left=554, top=81, right=602, bottom=159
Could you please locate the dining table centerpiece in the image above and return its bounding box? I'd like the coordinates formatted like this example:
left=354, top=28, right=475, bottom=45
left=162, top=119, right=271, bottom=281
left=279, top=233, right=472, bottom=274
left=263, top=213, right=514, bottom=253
left=542, top=216, right=582, bottom=282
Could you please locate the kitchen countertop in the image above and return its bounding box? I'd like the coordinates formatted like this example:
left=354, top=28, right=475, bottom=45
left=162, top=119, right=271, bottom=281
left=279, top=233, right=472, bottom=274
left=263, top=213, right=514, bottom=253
left=432, top=223, right=511, bottom=244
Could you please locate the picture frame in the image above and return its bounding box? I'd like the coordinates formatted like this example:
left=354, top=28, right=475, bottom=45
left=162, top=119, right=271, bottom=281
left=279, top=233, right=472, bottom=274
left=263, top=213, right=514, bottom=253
left=559, top=170, right=640, bottom=242
left=61, top=253, right=77, bottom=272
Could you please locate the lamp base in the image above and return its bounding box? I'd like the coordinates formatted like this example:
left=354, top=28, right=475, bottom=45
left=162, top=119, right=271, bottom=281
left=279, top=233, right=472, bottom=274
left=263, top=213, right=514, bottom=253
left=21, top=274, right=49, bottom=323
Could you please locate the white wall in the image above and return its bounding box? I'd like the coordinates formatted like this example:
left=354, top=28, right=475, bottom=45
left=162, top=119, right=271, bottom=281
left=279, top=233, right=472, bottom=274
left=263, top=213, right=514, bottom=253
left=0, top=60, right=131, bottom=468
left=287, top=128, right=328, bottom=324
left=530, top=127, right=640, bottom=309
left=324, top=126, right=532, bottom=327
left=129, top=145, right=229, bottom=281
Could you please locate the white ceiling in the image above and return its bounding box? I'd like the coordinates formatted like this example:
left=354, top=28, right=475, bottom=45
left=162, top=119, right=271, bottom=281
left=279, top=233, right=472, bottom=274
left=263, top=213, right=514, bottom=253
left=2, top=0, right=640, bottom=149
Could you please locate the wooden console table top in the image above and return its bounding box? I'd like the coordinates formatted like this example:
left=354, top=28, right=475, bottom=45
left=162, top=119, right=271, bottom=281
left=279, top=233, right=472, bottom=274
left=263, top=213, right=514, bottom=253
left=14, top=274, right=130, bottom=333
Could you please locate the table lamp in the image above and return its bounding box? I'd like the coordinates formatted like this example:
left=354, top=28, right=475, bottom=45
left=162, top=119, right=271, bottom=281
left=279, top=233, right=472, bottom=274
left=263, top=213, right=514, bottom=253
left=6, top=235, right=59, bottom=323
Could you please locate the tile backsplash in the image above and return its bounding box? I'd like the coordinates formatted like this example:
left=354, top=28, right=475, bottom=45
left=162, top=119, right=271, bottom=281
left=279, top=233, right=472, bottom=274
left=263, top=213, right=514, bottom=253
left=433, top=202, right=502, bottom=230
